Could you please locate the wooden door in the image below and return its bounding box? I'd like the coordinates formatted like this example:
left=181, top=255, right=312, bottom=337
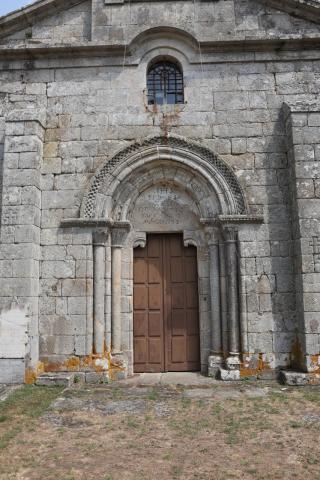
left=133, top=234, right=200, bottom=373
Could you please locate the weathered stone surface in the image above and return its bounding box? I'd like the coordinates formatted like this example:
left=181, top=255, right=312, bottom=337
left=36, top=373, right=74, bottom=387
left=0, top=359, right=25, bottom=384
left=219, top=369, right=241, bottom=381
left=85, top=372, right=109, bottom=384
left=279, top=371, right=309, bottom=386
left=0, top=0, right=319, bottom=384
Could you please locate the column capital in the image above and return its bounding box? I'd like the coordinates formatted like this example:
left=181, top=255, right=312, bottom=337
left=93, top=230, right=109, bottom=246
left=223, top=226, right=238, bottom=242
left=204, top=225, right=221, bottom=246
left=111, top=221, right=131, bottom=247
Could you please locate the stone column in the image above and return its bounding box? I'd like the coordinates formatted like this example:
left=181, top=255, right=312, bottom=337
left=219, top=241, right=229, bottom=355
left=111, top=223, right=130, bottom=353
left=224, top=227, right=240, bottom=370
left=206, top=227, right=223, bottom=376
left=93, top=231, right=107, bottom=355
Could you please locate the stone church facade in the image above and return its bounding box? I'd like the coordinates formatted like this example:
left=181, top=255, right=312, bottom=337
left=0, top=0, right=320, bottom=383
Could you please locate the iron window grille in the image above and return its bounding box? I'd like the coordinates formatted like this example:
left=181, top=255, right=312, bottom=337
left=147, top=61, right=184, bottom=106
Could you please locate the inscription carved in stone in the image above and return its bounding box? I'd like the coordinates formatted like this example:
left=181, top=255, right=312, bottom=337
left=130, top=185, right=200, bottom=230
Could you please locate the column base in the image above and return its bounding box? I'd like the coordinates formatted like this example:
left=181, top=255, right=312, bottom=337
left=225, top=354, right=241, bottom=370
left=110, top=351, right=128, bottom=380
left=217, top=354, right=241, bottom=381
left=208, top=354, right=224, bottom=378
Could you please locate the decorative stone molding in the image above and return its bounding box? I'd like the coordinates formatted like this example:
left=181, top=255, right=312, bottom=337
left=201, top=215, right=264, bottom=226
left=61, top=218, right=112, bottom=228
left=81, top=135, right=248, bottom=219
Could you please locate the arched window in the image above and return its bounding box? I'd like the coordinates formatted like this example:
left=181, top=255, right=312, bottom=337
left=147, top=60, right=184, bottom=105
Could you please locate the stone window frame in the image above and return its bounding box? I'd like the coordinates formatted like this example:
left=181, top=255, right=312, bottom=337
left=146, top=57, right=185, bottom=106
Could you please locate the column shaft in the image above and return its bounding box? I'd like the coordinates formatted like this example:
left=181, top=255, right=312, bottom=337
left=219, top=241, right=229, bottom=355
left=93, top=242, right=105, bottom=354
left=209, top=243, right=222, bottom=354
left=111, top=246, right=122, bottom=352
left=86, top=245, right=94, bottom=354
left=225, top=239, right=240, bottom=355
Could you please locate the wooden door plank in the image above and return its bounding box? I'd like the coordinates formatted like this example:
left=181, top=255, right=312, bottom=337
left=165, top=234, right=200, bottom=372
left=133, top=234, right=165, bottom=373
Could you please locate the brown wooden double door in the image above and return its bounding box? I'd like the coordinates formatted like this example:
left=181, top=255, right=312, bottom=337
left=133, top=234, right=200, bottom=373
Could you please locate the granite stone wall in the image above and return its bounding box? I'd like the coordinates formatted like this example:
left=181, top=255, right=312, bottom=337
left=0, top=0, right=319, bottom=381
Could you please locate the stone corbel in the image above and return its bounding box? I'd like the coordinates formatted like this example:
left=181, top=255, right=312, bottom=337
left=183, top=229, right=206, bottom=248
left=131, top=232, right=147, bottom=249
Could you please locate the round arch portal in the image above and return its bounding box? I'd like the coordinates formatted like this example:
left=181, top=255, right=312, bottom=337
left=78, top=135, right=252, bottom=377
left=81, top=135, right=248, bottom=221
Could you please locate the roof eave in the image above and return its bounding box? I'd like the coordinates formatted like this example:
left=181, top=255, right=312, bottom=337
left=262, top=0, right=320, bottom=24
left=0, top=0, right=85, bottom=38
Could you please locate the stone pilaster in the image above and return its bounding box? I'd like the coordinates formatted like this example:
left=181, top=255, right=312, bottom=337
left=284, top=102, right=320, bottom=372
left=0, top=109, right=45, bottom=383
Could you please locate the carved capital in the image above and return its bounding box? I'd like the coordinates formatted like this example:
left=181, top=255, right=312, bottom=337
left=204, top=226, right=221, bottom=246
left=93, top=229, right=109, bottom=246
left=223, top=226, right=238, bottom=242
left=111, top=221, right=131, bottom=247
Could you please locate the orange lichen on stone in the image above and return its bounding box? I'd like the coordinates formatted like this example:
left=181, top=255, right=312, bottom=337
left=310, top=354, right=320, bottom=373
left=43, top=354, right=111, bottom=374
left=25, top=362, right=44, bottom=384
left=240, top=353, right=270, bottom=378
left=65, top=357, right=81, bottom=371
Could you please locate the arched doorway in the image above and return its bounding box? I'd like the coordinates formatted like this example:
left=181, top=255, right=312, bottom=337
left=79, top=135, right=257, bottom=376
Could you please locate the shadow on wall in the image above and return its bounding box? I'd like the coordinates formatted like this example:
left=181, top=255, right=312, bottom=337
left=266, top=115, right=304, bottom=371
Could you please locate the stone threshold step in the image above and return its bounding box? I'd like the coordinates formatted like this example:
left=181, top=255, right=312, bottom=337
left=36, top=371, right=110, bottom=387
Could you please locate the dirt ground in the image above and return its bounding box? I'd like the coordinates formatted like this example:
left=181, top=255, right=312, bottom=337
left=0, top=379, right=319, bottom=480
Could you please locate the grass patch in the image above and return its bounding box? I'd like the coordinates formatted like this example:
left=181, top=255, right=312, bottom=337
left=147, top=388, right=159, bottom=401
left=0, top=385, right=63, bottom=449
left=180, top=397, right=191, bottom=408
left=302, top=389, right=320, bottom=404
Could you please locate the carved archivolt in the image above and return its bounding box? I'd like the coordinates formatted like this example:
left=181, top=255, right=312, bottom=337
left=81, top=135, right=247, bottom=219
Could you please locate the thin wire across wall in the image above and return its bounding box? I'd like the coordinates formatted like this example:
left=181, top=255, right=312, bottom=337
left=122, top=0, right=131, bottom=71
left=193, top=0, right=205, bottom=83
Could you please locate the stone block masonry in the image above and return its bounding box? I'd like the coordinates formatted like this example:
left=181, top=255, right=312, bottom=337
left=0, top=109, right=45, bottom=383
left=0, top=0, right=319, bottom=382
